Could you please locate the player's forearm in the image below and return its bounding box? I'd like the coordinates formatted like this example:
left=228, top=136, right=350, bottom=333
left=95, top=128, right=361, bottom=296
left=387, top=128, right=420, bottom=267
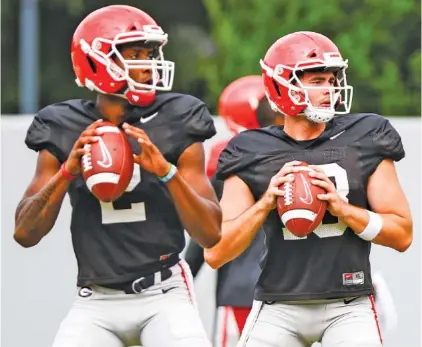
left=340, top=204, right=413, bottom=252
left=14, top=172, right=70, bottom=247
left=166, top=172, right=222, bottom=248
left=204, top=197, right=270, bottom=269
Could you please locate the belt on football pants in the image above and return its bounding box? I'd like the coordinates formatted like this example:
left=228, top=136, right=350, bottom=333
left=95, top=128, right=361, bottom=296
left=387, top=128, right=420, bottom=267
left=102, top=254, right=179, bottom=294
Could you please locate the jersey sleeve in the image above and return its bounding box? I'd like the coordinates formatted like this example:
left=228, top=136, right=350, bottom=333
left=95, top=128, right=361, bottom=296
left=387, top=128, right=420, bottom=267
left=358, top=115, right=405, bottom=180
left=216, top=136, right=240, bottom=176
left=215, top=132, right=261, bottom=198
left=24, top=105, right=68, bottom=163
left=173, top=97, right=217, bottom=161
left=372, top=118, right=405, bottom=162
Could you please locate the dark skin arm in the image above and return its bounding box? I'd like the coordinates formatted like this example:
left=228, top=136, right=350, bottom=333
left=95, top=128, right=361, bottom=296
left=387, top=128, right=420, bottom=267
left=123, top=123, right=222, bottom=248
left=168, top=142, right=222, bottom=248
left=14, top=150, right=69, bottom=247
left=14, top=120, right=104, bottom=247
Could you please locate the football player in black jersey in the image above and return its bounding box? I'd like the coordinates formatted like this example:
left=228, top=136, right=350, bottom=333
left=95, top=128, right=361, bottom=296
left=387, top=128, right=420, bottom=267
left=204, top=31, right=412, bottom=347
left=13, top=5, right=221, bottom=347
left=185, top=76, right=283, bottom=347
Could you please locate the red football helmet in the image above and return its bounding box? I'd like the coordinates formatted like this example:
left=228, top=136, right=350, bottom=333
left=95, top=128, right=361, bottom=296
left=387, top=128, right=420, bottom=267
left=260, top=31, right=353, bottom=123
left=71, top=5, right=175, bottom=106
left=206, top=139, right=230, bottom=178
left=218, top=75, right=265, bottom=133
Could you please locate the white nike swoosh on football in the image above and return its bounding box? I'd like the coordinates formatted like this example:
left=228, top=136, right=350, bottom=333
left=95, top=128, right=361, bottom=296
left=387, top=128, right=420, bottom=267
left=330, top=130, right=345, bottom=140
left=140, top=112, right=159, bottom=124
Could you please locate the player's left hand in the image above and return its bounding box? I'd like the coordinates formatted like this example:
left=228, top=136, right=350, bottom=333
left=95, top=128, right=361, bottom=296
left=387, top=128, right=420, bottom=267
left=308, top=165, right=348, bottom=217
left=122, top=123, right=171, bottom=177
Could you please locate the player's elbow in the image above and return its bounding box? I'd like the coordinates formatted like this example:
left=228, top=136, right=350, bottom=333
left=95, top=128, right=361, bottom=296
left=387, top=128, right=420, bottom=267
left=192, top=204, right=222, bottom=248
left=13, top=219, right=46, bottom=248
left=206, top=232, right=221, bottom=248
left=398, top=226, right=413, bottom=253
left=394, top=218, right=413, bottom=252
left=187, top=229, right=220, bottom=249
left=200, top=222, right=222, bottom=248
left=395, top=235, right=412, bottom=253
left=204, top=249, right=225, bottom=270
left=13, top=229, right=40, bottom=248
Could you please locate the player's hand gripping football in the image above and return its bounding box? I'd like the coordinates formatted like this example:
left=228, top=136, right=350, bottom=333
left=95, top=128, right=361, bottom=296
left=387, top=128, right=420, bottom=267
left=122, top=123, right=170, bottom=177
left=308, top=165, right=348, bottom=217
left=64, top=119, right=105, bottom=176
left=261, top=161, right=304, bottom=210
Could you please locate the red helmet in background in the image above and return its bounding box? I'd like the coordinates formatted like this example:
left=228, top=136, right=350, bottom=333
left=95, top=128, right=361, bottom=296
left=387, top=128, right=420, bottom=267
left=218, top=75, right=265, bottom=133
left=71, top=5, right=175, bottom=106
left=206, top=139, right=230, bottom=178
left=207, top=76, right=266, bottom=177
left=260, top=31, right=353, bottom=123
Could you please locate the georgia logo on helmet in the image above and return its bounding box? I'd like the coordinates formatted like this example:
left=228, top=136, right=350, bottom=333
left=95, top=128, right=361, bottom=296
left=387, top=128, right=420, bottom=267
left=218, top=75, right=266, bottom=134
left=260, top=31, right=354, bottom=123
left=71, top=5, right=175, bottom=106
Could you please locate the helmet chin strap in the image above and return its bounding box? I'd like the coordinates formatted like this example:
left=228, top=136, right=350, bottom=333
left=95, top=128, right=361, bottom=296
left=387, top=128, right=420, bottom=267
left=303, top=106, right=335, bottom=123
left=124, top=88, right=156, bottom=106
left=104, top=87, right=155, bottom=107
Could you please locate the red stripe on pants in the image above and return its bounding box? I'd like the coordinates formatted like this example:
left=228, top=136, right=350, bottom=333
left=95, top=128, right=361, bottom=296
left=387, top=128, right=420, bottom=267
left=369, top=294, right=383, bottom=344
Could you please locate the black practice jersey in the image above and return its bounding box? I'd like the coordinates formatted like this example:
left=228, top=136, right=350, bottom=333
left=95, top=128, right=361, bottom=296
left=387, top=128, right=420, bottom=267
left=25, top=93, right=216, bottom=286
left=184, top=177, right=265, bottom=307
left=216, top=113, right=404, bottom=301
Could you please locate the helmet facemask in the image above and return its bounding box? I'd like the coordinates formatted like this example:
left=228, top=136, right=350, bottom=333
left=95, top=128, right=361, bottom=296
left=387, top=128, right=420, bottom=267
left=109, top=32, right=174, bottom=93
left=290, top=66, right=353, bottom=123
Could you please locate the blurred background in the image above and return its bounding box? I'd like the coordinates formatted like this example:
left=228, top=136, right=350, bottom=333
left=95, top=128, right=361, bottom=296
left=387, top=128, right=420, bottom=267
left=1, top=1, right=421, bottom=347
left=1, top=0, right=421, bottom=116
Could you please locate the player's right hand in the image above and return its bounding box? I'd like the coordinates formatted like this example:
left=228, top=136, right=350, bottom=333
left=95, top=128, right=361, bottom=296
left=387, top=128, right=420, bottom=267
left=260, top=161, right=303, bottom=210
left=64, top=119, right=104, bottom=176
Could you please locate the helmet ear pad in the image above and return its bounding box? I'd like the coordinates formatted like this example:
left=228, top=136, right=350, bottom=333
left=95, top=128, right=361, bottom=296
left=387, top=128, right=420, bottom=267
left=73, top=43, right=127, bottom=95
left=261, top=71, right=307, bottom=117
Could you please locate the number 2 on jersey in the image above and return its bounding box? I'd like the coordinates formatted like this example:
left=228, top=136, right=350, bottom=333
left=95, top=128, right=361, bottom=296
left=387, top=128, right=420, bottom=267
left=282, top=163, right=349, bottom=240
left=100, top=163, right=146, bottom=224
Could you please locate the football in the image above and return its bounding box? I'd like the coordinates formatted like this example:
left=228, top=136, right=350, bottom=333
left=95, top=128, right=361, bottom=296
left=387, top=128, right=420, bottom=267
left=81, top=122, right=134, bottom=202
left=277, top=162, right=327, bottom=238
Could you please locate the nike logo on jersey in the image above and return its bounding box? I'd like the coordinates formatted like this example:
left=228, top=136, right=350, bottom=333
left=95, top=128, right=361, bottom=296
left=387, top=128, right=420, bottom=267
left=330, top=130, right=345, bottom=140
left=140, top=112, right=159, bottom=124
left=299, top=172, right=313, bottom=204
left=162, top=287, right=176, bottom=294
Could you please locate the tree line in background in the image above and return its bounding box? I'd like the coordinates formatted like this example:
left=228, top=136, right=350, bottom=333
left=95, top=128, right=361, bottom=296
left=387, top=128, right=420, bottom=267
left=1, top=0, right=420, bottom=116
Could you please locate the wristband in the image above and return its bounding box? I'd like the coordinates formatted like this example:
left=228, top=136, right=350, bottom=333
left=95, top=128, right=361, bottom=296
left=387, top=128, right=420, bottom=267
left=158, top=164, right=177, bottom=183
left=60, top=161, right=77, bottom=181
left=357, top=211, right=383, bottom=241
